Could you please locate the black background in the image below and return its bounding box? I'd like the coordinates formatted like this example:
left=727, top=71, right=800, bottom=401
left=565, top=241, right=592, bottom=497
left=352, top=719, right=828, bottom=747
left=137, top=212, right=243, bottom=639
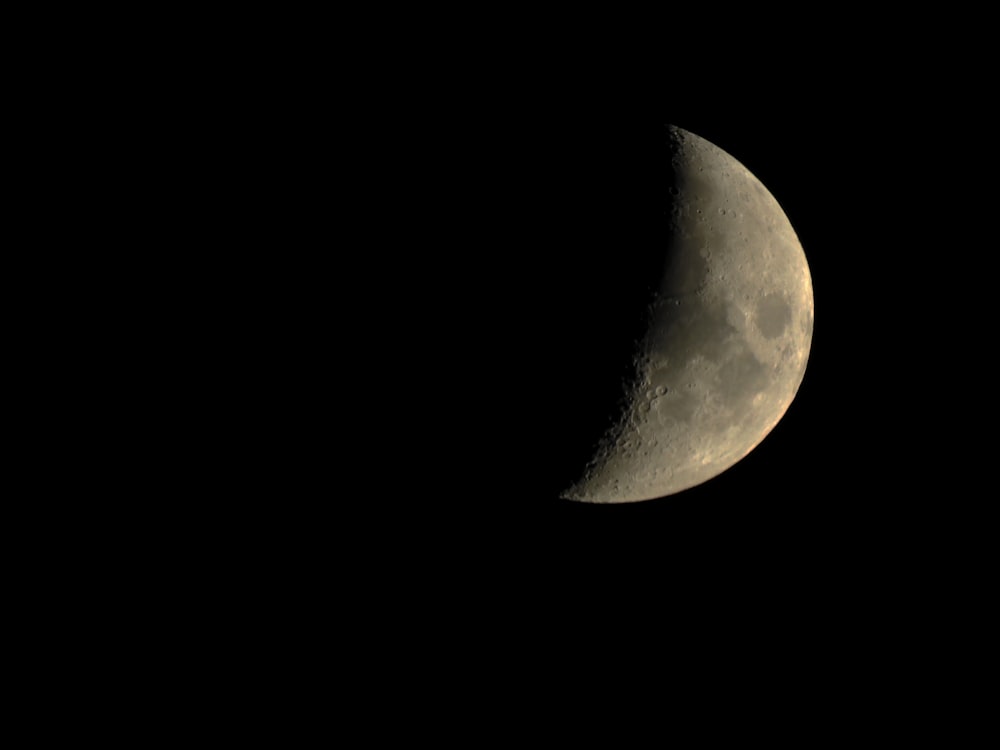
left=23, top=12, right=993, bottom=723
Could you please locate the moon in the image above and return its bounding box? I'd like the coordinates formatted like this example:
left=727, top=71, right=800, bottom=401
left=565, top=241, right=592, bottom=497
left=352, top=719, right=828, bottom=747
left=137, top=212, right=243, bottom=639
left=560, top=125, right=814, bottom=503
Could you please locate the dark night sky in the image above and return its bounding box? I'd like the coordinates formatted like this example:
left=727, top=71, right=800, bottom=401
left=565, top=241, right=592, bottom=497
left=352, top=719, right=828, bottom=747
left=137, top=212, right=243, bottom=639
left=59, top=16, right=989, bottom=701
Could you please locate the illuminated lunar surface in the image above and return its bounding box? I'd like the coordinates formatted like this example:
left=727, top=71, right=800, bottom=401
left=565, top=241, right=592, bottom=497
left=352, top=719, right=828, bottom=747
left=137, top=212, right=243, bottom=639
left=561, top=126, right=814, bottom=503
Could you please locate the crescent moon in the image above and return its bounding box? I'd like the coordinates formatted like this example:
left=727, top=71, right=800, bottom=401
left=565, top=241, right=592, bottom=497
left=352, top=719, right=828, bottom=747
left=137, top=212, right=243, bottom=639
left=561, top=125, right=814, bottom=503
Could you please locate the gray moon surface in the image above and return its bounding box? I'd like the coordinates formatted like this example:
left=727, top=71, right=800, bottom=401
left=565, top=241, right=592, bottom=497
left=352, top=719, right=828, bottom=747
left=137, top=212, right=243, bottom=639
left=561, top=126, right=814, bottom=503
